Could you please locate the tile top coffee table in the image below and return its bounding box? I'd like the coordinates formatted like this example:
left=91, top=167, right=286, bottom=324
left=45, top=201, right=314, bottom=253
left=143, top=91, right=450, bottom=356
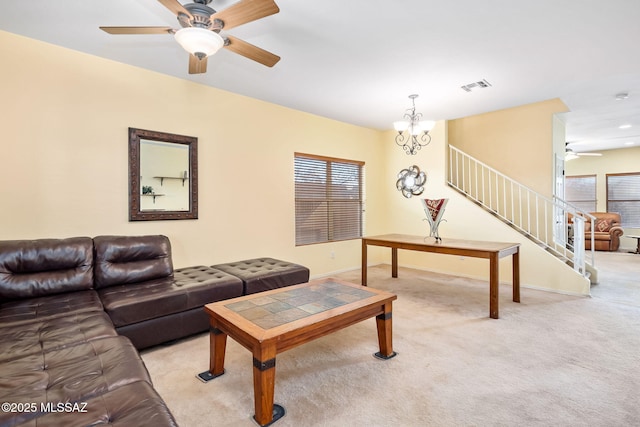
left=200, top=278, right=398, bottom=426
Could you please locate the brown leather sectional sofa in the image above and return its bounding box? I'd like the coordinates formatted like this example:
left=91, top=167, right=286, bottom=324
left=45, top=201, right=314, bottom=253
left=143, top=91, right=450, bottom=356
left=0, top=235, right=309, bottom=426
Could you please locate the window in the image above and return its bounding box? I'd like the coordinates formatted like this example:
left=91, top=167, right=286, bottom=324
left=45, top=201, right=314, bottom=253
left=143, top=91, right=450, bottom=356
left=294, top=153, right=364, bottom=245
left=607, top=172, right=640, bottom=227
left=565, top=175, right=596, bottom=212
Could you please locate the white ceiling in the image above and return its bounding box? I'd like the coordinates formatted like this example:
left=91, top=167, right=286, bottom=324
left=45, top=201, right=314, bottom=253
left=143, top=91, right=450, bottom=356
left=2, top=0, right=640, bottom=153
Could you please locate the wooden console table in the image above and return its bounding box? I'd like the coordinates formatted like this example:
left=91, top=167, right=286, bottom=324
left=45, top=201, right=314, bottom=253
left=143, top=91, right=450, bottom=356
left=361, top=234, right=520, bottom=319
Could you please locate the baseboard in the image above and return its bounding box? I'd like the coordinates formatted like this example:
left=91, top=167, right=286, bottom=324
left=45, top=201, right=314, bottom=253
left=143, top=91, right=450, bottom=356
left=311, top=262, right=590, bottom=298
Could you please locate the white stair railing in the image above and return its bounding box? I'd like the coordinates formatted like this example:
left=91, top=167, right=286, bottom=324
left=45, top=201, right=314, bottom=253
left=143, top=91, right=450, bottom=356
left=448, top=145, right=594, bottom=277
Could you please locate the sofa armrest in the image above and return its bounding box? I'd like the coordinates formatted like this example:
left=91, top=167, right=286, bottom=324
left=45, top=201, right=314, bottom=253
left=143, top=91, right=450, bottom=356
left=610, top=226, right=624, bottom=251
left=610, top=226, right=624, bottom=238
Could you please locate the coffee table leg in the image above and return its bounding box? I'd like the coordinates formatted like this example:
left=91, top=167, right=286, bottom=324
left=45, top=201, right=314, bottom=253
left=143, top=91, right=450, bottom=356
left=198, top=323, right=228, bottom=382
left=374, top=302, right=397, bottom=360
left=210, top=326, right=227, bottom=376
left=253, top=345, right=284, bottom=426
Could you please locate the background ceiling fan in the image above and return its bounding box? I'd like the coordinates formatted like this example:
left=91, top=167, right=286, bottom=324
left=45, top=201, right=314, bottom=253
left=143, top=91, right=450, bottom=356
left=565, top=142, right=602, bottom=161
left=100, top=0, right=280, bottom=74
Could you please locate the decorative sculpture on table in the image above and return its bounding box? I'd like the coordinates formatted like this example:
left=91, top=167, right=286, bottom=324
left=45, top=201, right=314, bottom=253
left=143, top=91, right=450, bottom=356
left=421, top=198, right=448, bottom=242
left=396, top=165, right=427, bottom=198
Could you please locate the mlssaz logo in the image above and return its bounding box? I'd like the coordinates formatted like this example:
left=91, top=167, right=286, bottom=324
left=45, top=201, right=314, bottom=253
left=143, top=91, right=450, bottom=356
left=41, top=402, right=88, bottom=413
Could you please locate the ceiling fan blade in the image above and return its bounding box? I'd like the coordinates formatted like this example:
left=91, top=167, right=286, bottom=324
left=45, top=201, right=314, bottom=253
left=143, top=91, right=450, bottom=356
left=157, top=0, right=193, bottom=19
left=224, top=35, right=280, bottom=67
left=100, top=26, right=173, bottom=35
left=189, top=54, right=208, bottom=74
left=213, top=0, right=280, bottom=30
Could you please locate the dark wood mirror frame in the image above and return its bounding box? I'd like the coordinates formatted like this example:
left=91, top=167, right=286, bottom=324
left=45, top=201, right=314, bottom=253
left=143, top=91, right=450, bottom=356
left=128, top=127, right=198, bottom=221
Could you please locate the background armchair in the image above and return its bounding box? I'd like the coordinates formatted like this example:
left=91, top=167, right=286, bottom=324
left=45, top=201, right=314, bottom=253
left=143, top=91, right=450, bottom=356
left=584, top=212, right=624, bottom=251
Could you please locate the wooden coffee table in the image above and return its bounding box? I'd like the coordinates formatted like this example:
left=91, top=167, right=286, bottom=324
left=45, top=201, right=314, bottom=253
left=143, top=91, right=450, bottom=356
left=200, top=278, right=397, bottom=426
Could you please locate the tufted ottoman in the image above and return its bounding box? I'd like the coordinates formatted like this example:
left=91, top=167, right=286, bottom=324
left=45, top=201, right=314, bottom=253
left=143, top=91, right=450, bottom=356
left=211, top=257, right=310, bottom=295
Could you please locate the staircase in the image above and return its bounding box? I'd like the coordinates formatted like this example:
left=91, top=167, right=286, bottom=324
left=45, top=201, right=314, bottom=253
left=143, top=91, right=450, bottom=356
left=447, top=145, right=595, bottom=280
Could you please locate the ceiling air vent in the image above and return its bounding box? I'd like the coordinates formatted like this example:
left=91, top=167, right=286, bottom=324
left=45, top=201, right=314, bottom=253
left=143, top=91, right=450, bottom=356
left=461, top=79, right=492, bottom=92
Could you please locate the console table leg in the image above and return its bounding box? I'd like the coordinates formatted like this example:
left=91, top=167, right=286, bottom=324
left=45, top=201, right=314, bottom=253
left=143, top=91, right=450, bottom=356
left=489, top=254, right=499, bottom=319
left=362, top=239, right=368, bottom=286
left=512, top=250, right=520, bottom=303
left=391, top=248, right=398, bottom=278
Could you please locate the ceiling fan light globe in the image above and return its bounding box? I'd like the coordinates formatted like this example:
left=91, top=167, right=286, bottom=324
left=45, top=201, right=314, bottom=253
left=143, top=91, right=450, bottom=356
left=174, top=27, right=224, bottom=58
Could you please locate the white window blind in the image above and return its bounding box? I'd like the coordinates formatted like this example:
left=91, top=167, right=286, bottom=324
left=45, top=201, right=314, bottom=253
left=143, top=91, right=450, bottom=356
left=607, top=172, right=640, bottom=227
left=566, top=175, right=596, bottom=212
left=294, top=153, right=364, bottom=246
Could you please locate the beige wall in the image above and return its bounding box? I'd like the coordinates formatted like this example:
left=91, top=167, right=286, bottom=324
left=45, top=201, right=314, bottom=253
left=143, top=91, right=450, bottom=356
left=448, top=98, right=569, bottom=196
left=0, top=30, right=588, bottom=295
left=0, top=31, right=385, bottom=274
left=376, top=124, right=588, bottom=295
left=565, top=146, right=640, bottom=251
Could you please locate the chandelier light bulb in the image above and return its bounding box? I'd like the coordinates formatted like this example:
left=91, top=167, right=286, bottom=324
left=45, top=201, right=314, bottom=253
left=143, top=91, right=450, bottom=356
left=393, top=121, right=409, bottom=132
left=420, top=120, right=436, bottom=132
left=410, top=123, right=422, bottom=136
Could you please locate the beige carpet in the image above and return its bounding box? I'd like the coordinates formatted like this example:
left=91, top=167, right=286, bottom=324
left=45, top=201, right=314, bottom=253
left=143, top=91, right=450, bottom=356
left=141, top=253, right=640, bottom=427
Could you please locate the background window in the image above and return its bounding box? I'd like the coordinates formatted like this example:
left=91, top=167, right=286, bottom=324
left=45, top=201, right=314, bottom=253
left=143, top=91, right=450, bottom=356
left=607, top=172, right=640, bottom=227
left=294, top=153, right=364, bottom=246
left=565, top=175, right=596, bottom=212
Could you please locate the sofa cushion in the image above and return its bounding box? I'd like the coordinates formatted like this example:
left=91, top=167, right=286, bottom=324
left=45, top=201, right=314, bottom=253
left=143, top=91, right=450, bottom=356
left=93, top=235, right=173, bottom=289
left=173, top=266, right=244, bottom=306
left=212, top=257, right=310, bottom=295
left=0, top=290, right=103, bottom=325
left=0, top=237, right=94, bottom=301
left=0, top=310, right=117, bottom=363
left=593, top=232, right=613, bottom=241
left=14, top=381, right=178, bottom=427
left=98, top=267, right=243, bottom=327
left=0, top=336, right=152, bottom=426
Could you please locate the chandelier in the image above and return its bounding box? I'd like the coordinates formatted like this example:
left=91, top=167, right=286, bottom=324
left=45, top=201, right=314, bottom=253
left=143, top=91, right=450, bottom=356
left=393, top=94, right=435, bottom=155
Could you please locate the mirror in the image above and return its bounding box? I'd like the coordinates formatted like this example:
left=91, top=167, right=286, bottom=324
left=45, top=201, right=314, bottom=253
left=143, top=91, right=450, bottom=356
left=128, top=127, right=198, bottom=221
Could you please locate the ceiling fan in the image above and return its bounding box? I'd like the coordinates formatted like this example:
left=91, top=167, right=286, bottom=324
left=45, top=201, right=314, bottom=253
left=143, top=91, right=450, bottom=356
left=565, top=143, right=602, bottom=161
left=100, top=0, right=280, bottom=74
